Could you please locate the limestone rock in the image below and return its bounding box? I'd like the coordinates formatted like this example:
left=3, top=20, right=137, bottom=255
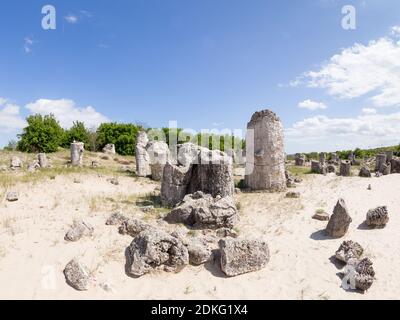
left=38, top=153, right=48, bottom=168
left=339, top=161, right=351, bottom=176
left=354, top=258, right=375, bottom=291
left=63, top=259, right=92, bottom=291
left=147, top=141, right=170, bottom=181
left=102, top=144, right=116, bottom=155
left=118, top=218, right=154, bottom=237
left=327, top=164, right=336, bottom=173
left=359, top=166, right=371, bottom=178
left=311, top=161, right=326, bottom=174
left=70, top=142, right=84, bottom=166
left=390, top=158, right=400, bottom=173
left=285, top=191, right=300, bottom=199
left=188, top=149, right=234, bottom=198
left=27, top=162, right=40, bottom=172
left=335, top=241, right=364, bottom=263
left=325, top=199, right=352, bottom=238
left=312, top=211, right=330, bottom=221
left=6, top=192, right=18, bottom=202
left=125, top=229, right=189, bottom=276
left=375, top=154, right=387, bottom=172
left=381, top=163, right=391, bottom=175
left=166, top=191, right=239, bottom=229
left=219, top=238, right=270, bottom=277
left=106, top=212, right=128, bottom=226
left=295, top=153, right=306, bottom=166
left=161, top=162, right=192, bottom=207
left=216, top=228, right=238, bottom=238
left=135, top=131, right=151, bottom=177
left=65, top=220, right=94, bottom=242
left=245, top=109, right=286, bottom=191
left=366, top=206, right=389, bottom=227
left=185, top=237, right=215, bottom=266
left=10, top=156, right=22, bottom=169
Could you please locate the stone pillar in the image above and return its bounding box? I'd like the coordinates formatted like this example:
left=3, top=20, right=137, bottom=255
left=135, top=131, right=151, bottom=177
left=319, top=153, right=326, bottom=165
left=340, top=160, right=351, bottom=176
left=38, top=153, right=48, bottom=168
left=70, top=142, right=84, bottom=166
left=188, top=149, right=234, bottom=197
left=375, top=154, right=387, bottom=172
left=295, top=153, right=305, bottom=166
left=311, top=160, right=326, bottom=175
left=147, top=141, right=170, bottom=181
left=245, top=109, right=286, bottom=191
left=102, top=144, right=116, bottom=155
left=385, top=151, right=393, bottom=163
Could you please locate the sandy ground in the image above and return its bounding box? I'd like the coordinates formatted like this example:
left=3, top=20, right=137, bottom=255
left=0, top=161, right=399, bottom=300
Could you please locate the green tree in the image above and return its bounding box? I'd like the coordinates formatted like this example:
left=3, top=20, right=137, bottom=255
left=17, top=114, right=65, bottom=153
left=96, top=123, right=142, bottom=155
left=62, top=121, right=91, bottom=149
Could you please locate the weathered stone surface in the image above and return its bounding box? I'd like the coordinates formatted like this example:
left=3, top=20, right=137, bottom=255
left=327, top=164, right=336, bottom=173
left=219, top=238, right=270, bottom=277
left=38, top=153, right=48, bottom=168
left=390, top=158, right=400, bottom=173
left=102, top=144, right=116, bottom=154
left=177, top=143, right=200, bottom=167
left=118, top=218, right=154, bottom=237
left=216, top=228, right=238, bottom=238
left=71, top=142, right=84, bottom=166
left=125, top=229, right=189, bottom=276
left=63, top=259, right=92, bottom=291
left=6, top=192, right=18, bottom=202
left=312, top=211, right=330, bottom=221
left=339, top=161, right=351, bottom=177
left=326, top=199, right=352, bottom=238
left=335, top=241, right=364, bottom=263
left=185, top=237, right=215, bottom=266
left=135, top=131, right=151, bottom=177
left=381, top=163, right=391, bottom=175
left=285, top=191, right=300, bottom=199
left=359, top=166, right=371, bottom=177
left=65, top=220, right=94, bottom=242
left=166, top=191, right=239, bottom=229
left=319, top=153, right=326, bottom=165
left=311, top=161, right=326, bottom=174
left=188, top=149, right=234, bottom=198
left=375, top=154, right=387, bottom=172
left=161, top=162, right=192, bottom=207
left=106, top=212, right=128, bottom=226
left=354, top=258, right=375, bottom=291
left=366, top=206, right=389, bottom=227
left=295, top=153, right=306, bottom=166
left=10, top=156, right=22, bottom=169
left=385, top=151, right=393, bottom=163
left=147, top=141, right=170, bottom=181
left=245, top=109, right=286, bottom=191
left=27, top=162, right=40, bottom=172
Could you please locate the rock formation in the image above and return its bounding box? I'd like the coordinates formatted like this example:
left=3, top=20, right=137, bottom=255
left=219, top=238, right=270, bottom=277
left=166, top=191, right=238, bottom=229
left=375, top=154, right=387, bottom=172
left=63, top=259, right=92, bottom=291
left=70, top=142, right=84, bottom=166
left=295, top=153, right=306, bottom=166
left=10, top=156, right=22, bottom=170
left=335, top=241, right=364, bottom=263
left=359, top=166, right=371, bottom=177
left=135, top=131, right=151, bottom=177
left=38, top=153, right=48, bottom=168
left=125, top=229, right=189, bottom=277
left=311, top=160, right=326, bottom=174
left=102, top=144, right=116, bottom=154
left=147, top=141, right=170, bottom=181
left=64, top=220, right=94, bottom=242
left=326, top=199, right=352, bottom=238
left=366, top=206, right=389, bottom=227
left=339, top=161, right=351, bottom=176
left=245, top=109, right=286, bottom=191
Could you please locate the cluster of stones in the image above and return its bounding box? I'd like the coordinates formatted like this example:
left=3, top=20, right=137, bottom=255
left=319, top=198, right=389, bottom=292
left=334, top=241, right=375, bottom=292
left=374, top=151, right=400, bottom=176
left=8, top=153, right=49, bottom=173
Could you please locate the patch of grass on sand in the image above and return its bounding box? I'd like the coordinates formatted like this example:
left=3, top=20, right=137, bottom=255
left=287, top=165, right=312, bottom=176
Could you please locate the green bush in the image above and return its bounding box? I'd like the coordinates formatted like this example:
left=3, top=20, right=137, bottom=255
left=96, top=123, right=142, bottom=155
left=17, top=114, right=65, bottom=153
left=62, top=121, right=91, bottom=149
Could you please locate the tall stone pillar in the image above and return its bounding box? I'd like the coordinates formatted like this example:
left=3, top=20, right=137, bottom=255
left=71, top=142, right=84, bottom=166
left=38, top=153, right=48, bottom=168
left=135, top=131, right=151, bottom=177
left=245, top=109, right=286, bottom=191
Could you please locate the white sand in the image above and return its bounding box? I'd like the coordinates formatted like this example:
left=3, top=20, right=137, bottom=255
left=0, top=170, right=399, bottom=300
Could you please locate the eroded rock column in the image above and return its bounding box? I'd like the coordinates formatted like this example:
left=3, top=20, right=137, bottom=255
left=71, top=142, right=84, bottom=166
left=135, top=131, right=151, bottom=177
left=245, top=109, right=286, bottom=191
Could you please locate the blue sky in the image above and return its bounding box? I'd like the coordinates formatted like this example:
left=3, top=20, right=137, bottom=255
left=1, top=0, right=400, bottom=153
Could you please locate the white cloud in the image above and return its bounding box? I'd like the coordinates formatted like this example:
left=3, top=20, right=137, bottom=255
left=362, top=107, right=377, bottom=114
left=286, top=111, right=400, bottom=152
left=0, top=98, right=26, bottom=133
left=65, top=15, right=78, bottom=24
left=293, top=31, right=400, bottom=108
left=25, top=99, right=109, bottom=129
left=391, top=25, right=400, bottom=37
left=298, top=99, right=327, bottom=111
